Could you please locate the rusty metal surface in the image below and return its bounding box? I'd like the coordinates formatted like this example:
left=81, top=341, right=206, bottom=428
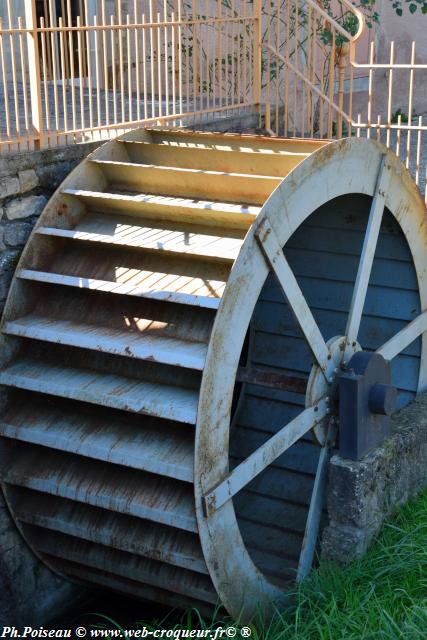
left=236, top=367, right=307, bottom=394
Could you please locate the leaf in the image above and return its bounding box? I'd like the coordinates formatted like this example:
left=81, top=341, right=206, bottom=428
left=396, top=7, right=403, bottom=14
left=409, top=2, right=417, bottom=11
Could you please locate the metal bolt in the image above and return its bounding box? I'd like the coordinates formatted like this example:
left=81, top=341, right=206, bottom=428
left=329, top=377, right=334, bottom=383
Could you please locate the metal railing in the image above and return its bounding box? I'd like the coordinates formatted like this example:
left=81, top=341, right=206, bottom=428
left=0, top=0, right=426, bottom=203
left=263, top=0, right=427, bottom=200
left=0, top=0, right=257, bottom=152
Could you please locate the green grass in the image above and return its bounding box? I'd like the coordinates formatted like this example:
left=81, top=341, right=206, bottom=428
left=174, top=489, right=427, bottom=640
left=250, top=489, right=427, bottom=639
left=89, top=489, right=427, bottom=639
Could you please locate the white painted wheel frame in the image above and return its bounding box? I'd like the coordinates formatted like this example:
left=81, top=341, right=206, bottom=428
left=195, top=137, right=427, bottom=620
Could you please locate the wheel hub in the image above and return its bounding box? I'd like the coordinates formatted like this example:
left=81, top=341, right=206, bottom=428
left=306, top=336, right=361, bottom=445
left=306, top=335, right=398, bottom=458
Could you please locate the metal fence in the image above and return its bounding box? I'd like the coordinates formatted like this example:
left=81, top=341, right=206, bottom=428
left=263, top=0, right=427, bottom=200
left=0, top=0, right=426, bottom=200
left=0, top=0, right=257, bottom=151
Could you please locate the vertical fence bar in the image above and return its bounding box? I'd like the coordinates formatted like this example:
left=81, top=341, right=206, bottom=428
left=7, top=1, right=21, bottom=150
left=327, top=28, right=335, bottom=138
left=110, top=14, right=118, bottom=132
left=85, top=3, right=94, bottom=139
left=386, top=42, right=394, bottom=148
left=275, top=0, right=280, bottom=135
left=142, top=13, right=148, bottom=122
left=253, top=0, right=262, bottom=126
left=77, top=15, right=85, bottom=139
left=177, top=0, right=183, bottom=124
left=66, top=0, right=77, bottom=141
left=17, top=16, right=31, bottom=149
left=284, top=0, right=290, bottom=137
left=406, top=41, right=415, bottom=170
left=415, top=115, right=422, bottom=187
left=25, top=0, right=44, bottom=148
left=49, top=0, right=60, bottom=146
left=336, top=43, right=348, bottom=139
left=102, top=0, right=110, bottom=130
left=163, top=1, right=169, bottom=121
left=157, top=11, right=163, bottom=122
left=266, top=2, right=272, bottom=132
left=127, top=13, right=133, bottom=124
left=367, top=41, right=374, bottom=140
left=134, top=0, right=141, bottom=124
left=40, top=17, right=50, bottom=146
left=59, top=16, right=69, bottom=144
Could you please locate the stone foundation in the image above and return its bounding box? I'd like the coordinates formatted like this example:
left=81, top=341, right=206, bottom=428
left=322, top=393, right=427, bottom=564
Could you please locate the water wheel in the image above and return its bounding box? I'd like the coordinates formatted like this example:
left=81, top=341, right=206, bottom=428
left=0, top=129, right=425, bottom=620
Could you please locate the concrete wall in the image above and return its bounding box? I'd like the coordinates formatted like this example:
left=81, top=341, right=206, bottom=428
left=322, top=394, right=427, bottom=564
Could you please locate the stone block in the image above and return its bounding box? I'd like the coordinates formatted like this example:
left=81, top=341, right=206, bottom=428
left=5, top=195, right=48, bottom=221
left=322, top=393, right=427, bottom=564
left=36, top=161, right=73, bottom=189
left=18, top=169, right=39, bottom=193
left=0, top=176, right=20, bottom=200
left=4, top=222, right=33, bottom=247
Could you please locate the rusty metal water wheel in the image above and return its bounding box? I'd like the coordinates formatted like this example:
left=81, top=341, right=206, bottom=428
left=0, top=130, right=426, bottom=621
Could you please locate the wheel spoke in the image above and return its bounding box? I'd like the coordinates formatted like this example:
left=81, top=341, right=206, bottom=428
left=376, top=311, right=427, bottom=361
left=296, top=430, right=334, bottom=582
left=344, top=155, right=391, bottom=360
left=255, top=218, right=331, bottom=376
left=202, top=399, right=328, bottom=516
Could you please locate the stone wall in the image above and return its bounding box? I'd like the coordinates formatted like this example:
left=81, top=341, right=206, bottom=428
left=0, top=141, right=101, bottom=315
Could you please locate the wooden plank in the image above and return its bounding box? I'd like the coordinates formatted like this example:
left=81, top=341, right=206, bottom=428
left=261, top=273, right=421, bottom=323
left=0, top=358, right=199, bottom=424
left=254, top=302, right=421, bottom=357
left=203, top=399, right=327, bottom=515
left=144, top=128, right=328, bottom=153
left=90, top=159, right=280, bottom=206
left=232, top=426, right=320, bottom=475
left=238, top=518, right=303, bottom=562
left=18, top=270, right=223, bottom=310
left=297, top=443, right=331, bottom=582
left=376, top=311, right=427, bottom=362
left=255, top=218, right=331, bottom=377
left=61, top=188, right=260, bottom=230
left=30, top=527, right=217, bottom=604
left=4, top=315, right=208, bottom=371
left=345, top=156, right=391, bottom=358
left=12, top=490, right=207, bottom=574
left=36, top=213, right=244, bottom=262
left=2, top=445, right=197, bottom=532
left=122, top=141, right=308, bottom=177
left=0, top=402, right=194, bottom=482
left=45, top=558, right=212, bottom=616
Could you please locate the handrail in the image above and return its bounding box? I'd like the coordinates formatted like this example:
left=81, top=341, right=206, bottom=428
left=305, top=0, right=365, bottom=44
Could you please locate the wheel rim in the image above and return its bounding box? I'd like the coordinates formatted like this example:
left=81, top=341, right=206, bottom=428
left=195, top=136, right=427, bottom=619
